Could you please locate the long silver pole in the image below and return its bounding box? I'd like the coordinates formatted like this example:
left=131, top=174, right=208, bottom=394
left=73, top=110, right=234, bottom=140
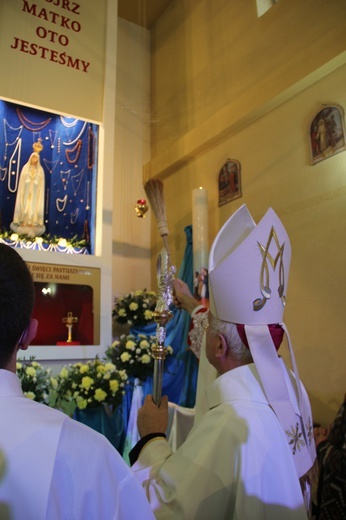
left=153, top=359, right=164, bottom=405
left=151, top=248, right=175, bottom=405
left=152, top=313, right=172, bottom=405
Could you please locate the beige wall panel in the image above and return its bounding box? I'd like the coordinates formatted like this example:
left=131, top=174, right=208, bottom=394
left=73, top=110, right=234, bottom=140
left=150, top=0, right=346, bottom=161
left=154, top=63, right=346, bottom=426
left=0, top=0, right=106, bottom=121
left=112, top=18, right=151, bottom=304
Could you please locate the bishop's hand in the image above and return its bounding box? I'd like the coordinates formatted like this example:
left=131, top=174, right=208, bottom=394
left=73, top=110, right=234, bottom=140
left=137, top=394, right=169, bottom=438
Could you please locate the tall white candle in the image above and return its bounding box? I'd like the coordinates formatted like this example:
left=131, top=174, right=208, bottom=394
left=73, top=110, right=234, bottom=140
left=192, top=187, right=209, bottom=303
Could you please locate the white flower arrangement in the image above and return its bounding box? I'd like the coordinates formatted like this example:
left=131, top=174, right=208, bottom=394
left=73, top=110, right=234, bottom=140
left=16, top=357, right=52, bottom=404
left=112, top=289, right=157, bottom=327
left=0, top=231, right=90, bottom=253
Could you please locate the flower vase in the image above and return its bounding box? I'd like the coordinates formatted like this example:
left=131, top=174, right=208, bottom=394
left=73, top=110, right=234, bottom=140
left=73, top=405, right=125, bottom=453
left=122, top=378, right=144, bottom=465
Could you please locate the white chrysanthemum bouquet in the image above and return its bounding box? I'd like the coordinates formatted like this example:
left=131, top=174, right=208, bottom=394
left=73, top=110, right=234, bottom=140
left=112, top=289, right=157, bottom=327
left=105, top=334, right=173, bottom=382
left=16, top=356, right=52, bottom=404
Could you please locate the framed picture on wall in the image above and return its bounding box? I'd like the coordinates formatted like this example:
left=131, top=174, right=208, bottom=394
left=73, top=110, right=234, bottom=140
left=218, top=158, right=242, bottom=207
left=309, top=104, right=346, bottom=165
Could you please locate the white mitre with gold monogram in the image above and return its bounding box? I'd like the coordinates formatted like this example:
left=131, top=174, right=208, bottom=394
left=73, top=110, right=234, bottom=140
left=209, top=204, right=316, bottom=478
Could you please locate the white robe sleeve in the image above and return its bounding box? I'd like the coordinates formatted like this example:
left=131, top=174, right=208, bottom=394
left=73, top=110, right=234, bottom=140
left=46, top=418, right=155, bottom=520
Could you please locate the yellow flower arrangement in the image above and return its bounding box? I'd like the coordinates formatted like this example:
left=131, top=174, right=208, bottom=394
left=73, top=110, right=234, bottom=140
left=55, top=357, right=128, bottom=411
left=16, top=356, right=51, bottom=404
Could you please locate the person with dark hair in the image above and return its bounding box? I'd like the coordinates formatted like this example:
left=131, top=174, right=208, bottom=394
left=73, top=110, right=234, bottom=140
left=130, top=205, right=316, bottom=519
left=0, top=244, right=154, bottom=520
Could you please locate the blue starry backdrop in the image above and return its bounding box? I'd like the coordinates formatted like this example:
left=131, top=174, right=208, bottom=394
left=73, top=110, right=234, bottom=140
left=0, top=99, right=98, bottom=253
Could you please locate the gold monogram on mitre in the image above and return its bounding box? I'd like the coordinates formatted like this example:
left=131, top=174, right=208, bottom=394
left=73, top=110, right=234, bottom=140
left=253, top=226, right=286, bottom=311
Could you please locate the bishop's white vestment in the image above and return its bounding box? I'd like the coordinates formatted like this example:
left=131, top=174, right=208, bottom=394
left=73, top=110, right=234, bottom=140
left=132, top=361, right=311, bottom=519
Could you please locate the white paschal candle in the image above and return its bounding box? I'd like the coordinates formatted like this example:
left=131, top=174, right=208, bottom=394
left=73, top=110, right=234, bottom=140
left=192, top=187, right=209, bottom=294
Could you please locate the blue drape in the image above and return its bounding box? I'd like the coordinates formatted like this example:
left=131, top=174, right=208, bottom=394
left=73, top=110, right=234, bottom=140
left=73, top=405, right=125, bottom=452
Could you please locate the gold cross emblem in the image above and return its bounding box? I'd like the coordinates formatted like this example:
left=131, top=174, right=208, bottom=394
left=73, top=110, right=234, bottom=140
left=62, top=311, right=78, bottom=343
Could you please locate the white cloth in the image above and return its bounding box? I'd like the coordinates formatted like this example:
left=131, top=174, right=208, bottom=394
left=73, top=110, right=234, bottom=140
left=194, top=332, right=217, bottom=425
left=166, top=403, right=195, bottom=451
left=188, top=305, right=218, bottom=426
left=188, top=305, right=218, bottom=425
left=122, top=379, right=144, bottom=464
left=132, top=362, right=309, bottom=519
left=0, top=370, right=154, bottom=520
